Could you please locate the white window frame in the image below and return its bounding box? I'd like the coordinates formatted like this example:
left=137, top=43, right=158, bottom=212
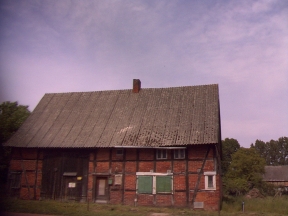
left=136, top=172, right=173, bottom=194
left=174, top=149, right=185, bottom=159
left=156, top=149, right=167, bottom=159
left=204, top=171, right=216, bottom=190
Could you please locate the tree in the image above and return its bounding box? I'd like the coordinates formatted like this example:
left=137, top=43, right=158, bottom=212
left=251, top=137, right=288, bottom=165
left=251, top=139, right=269, bottom=163
left=224, top=148, right=265, bottom=196
left=277, top=137, right=288, bottom=165
left=0, top=101, right=30, bottom=183
left=221, top=138, right=240, bottom=175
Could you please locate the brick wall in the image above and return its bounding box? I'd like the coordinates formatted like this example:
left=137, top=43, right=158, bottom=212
left=9, top=144, right=221, bottom=211
left=125, top=175, right=136, bottom=190
left=8, top=148, right=42, bottom=200
left=88, top=145, right=221, bottom=210
left=138, top=161, right=154, bottom=172
left=174, top=192, right=186, bottom=206
left=155, top=194, right=172, bottom=206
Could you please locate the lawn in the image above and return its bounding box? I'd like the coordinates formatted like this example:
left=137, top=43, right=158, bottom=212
left=1, top=196, right=288, bottom=216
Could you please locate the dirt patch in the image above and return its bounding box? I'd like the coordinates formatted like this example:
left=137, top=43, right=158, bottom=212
left=148, top=214, right=171, bottom=216
left=246, top=188, right=265, bottom=199
left=1, top=213, right=57, bottom=216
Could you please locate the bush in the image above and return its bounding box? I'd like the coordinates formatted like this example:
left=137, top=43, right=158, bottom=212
left=259, top=182, right=276, bottom=196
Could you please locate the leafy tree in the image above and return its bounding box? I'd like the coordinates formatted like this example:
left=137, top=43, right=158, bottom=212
left=0, top=101, right=30, bottom=183
left=251, top=139, right=269, bottom=163
left=277, top=137, right=288, bottom=165
left=221, top=138, right=240, bottom=175
left=224, top=148, right=265, bottom=196
left=251, top=137, right=288, bottom=165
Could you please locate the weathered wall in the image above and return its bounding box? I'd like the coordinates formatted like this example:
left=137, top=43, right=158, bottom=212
left=8, top=144, right=221, bottom=210
left=8, top=148, right=89, bottom=201
left=87, top=144, right=221, bottom=210
left=8, top=148, right=43, bottom=200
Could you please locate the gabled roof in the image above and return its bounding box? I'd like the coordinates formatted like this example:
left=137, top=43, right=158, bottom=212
left=263, top=166, right=288, bottom=182
left=5, top=84, right=221, bottom=148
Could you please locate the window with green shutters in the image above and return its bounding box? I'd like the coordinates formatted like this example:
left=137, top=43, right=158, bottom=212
left=137, top=174, right=173, bottom=194
left=156, top=176, right=172, bottom=193
left=138, top=176, right=153, bottom=194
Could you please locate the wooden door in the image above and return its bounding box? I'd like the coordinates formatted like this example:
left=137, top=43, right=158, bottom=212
left=96, top=177, right=108, bottom=201
left=64, top=177, right=78, bottom=200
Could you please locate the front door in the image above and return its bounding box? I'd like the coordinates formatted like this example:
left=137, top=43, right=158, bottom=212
left=96, top=177, right=108, bottom=202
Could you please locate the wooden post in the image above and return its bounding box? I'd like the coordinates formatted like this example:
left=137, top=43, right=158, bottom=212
left=87, top=198, right=90, bottom=211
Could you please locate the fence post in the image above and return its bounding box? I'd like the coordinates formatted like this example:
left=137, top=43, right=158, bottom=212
left=87, top=198, right=89, bottom=211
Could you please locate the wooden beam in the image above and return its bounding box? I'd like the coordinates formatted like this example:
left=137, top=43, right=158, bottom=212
left=185, top=147, right=189, bottom=206
left=34, top=149, right=39, bottom=199
left=20, top=149, right=31, bottom=200
left=191, top=145, right=211, bottom=207
left=121, top=149, right=126, bottom=204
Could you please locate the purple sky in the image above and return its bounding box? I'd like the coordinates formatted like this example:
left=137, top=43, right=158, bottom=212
left=0, top=0, right=287, bottom=147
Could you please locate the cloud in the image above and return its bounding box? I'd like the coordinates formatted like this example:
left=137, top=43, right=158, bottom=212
left=0, top=0, right=287, bottom=146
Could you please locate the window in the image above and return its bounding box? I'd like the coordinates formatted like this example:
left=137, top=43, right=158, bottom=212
left=138, top=176, right=153, bottom=194
left=156, top=176, right=172, bottom=193
left=204, top=171, right=216, bottom=190
left=116, top=149, right=123, bottom=156
left=208, top=176, right=213, bottom=188
left=9, top=172, right=21, bottom=189
left=137, top=173, right=172, bottom=194
left=174, top=149, right=185, bottom=159
left=156, top=149, right=167, bottom=159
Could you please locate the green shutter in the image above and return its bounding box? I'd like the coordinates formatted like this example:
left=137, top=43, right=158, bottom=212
left=138, top=176, right=152, bottom=194
left=156, top=176, right=172, bottom=193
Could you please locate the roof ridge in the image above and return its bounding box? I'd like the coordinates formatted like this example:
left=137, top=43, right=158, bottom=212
left=44, top=83, right=219, bottom=95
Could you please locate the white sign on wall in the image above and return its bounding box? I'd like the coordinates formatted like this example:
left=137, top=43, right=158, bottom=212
left=68, top=182, right=76, bottom=188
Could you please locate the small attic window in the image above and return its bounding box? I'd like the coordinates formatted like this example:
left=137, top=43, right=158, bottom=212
left=116, top=149, right=123, bottom=156
left=174, top=149, right=185, bottom=159
left=156, top=149, right=167, bottom=159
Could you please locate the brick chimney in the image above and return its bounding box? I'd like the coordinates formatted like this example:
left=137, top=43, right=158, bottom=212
left=133, top=79, right=141, bottom=93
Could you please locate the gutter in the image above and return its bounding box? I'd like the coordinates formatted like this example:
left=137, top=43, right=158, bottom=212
left=113, top=146, right=186, bottom=149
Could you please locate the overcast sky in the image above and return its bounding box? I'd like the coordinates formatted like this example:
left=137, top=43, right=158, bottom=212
left=0, top=0, right=287, bottom=147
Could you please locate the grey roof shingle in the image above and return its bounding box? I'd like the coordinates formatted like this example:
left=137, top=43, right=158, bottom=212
left=5, top=84, right=221, bottom=148
left=263, top=166, right=288, bottom=182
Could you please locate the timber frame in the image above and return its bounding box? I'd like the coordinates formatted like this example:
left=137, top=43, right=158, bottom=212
left=6, top=81, right=222, bottom=210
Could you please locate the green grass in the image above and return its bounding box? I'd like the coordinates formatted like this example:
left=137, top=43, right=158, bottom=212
left=0, top=199, right=212, bottom=216
left=221, top=196, right=288, bottom=215
left=1, top=197, right=288, bottom=216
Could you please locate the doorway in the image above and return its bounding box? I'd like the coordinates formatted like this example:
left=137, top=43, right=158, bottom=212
left=95, top=177, right=108, bottom=202
left=63, top=176, right=79, bottom=200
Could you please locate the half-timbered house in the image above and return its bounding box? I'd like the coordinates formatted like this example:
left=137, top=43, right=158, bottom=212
left=5, top=79, right=222, bottom=210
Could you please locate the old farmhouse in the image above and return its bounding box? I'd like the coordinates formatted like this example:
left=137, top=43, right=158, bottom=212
left=5, top=80, right=222, bottom=210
